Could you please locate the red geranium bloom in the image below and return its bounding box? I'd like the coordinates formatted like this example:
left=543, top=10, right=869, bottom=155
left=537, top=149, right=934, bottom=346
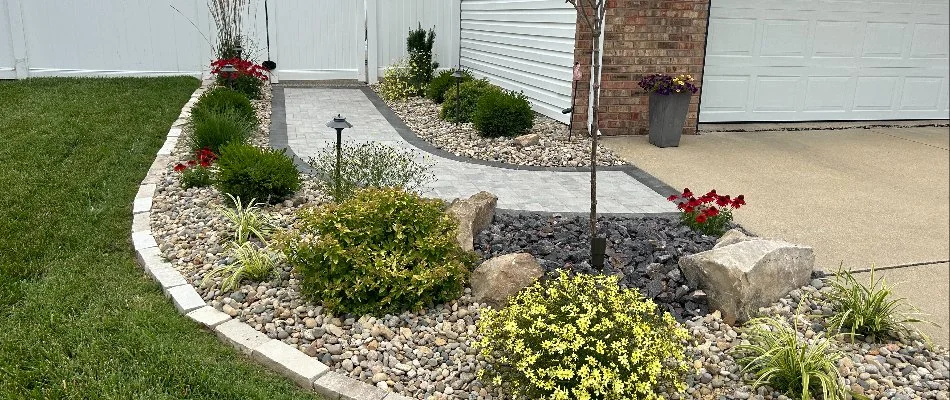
left=705, top=207, right=720, bottom=217
left=732, top=195, right=746, bottom=208
left=677, top=202, right=686, bottom=210
left=682, top=188, right=693, bottom=198
left=684, top=206, right=694, bottom=213
left=667, top=194, right=678, bottom=202
left=695, top=214, right=708, bottom=223
left=174, top=163, right=187, bottom=172
left=687, top=198, right=702, bottom=208
left=716, top=195, right=731, bottom=207
left=705, top=189, right=717, bottom=198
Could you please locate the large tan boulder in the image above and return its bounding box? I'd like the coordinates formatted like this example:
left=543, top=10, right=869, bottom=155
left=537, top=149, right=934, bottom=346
left=470, top=253, right=543, bottom=308
left=446, top=191, right=497, bottom=252
left=679, top=239, right=814, bottom=324
left=713, top=228, right=756, bottom=249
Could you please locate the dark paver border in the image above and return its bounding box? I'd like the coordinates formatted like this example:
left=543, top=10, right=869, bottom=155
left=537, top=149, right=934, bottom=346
left=271, top=83, right=680, bottom=199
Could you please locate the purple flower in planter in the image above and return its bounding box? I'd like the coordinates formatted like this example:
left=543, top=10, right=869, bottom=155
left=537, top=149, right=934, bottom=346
left=637, top=73, right=699, bottom=95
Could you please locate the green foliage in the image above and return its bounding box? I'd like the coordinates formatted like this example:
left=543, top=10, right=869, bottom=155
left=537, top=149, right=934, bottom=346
left=426, top=69, right=470, bottom=103
left=189, top=109, right=253, bottom=153
left=476, top=272, right=690, bottom=400
left=279, top=188, right=474, bottom=315
left=406, top=23, right=438, bottom=94
left=180, top=165, right=214, bottom=188
left=378, top=58, right=417, bottom=101
left=202, top=241, right=279, bottom=292
left=191, top=87, right=257, bottom=125
left=215, top=143, right=300, bottom=204
left=307, top=141, right=435, bottom=202
left=217, top=194, right=272, bottom=244
left=735, top=315, right=848, bottom=400
left=473, top=89, right=535, bottom=138
left=440, top=79, right=499, bottom=123
left=826, top=265, right=924, bottom=342
left=216, top=73, right=264, bottom=100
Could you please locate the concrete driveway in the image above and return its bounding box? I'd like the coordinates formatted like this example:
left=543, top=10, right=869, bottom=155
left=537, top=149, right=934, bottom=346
left=603, top=126, right=950, bottom=346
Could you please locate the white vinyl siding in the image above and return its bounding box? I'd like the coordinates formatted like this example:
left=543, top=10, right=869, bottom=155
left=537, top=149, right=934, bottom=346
left=460, top=0, right=577, bottom=123
left=701, top=0, right=950, bottom=122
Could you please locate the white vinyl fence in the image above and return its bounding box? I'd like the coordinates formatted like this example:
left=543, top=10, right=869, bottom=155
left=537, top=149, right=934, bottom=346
left=0, top=0, right=460, bottom=82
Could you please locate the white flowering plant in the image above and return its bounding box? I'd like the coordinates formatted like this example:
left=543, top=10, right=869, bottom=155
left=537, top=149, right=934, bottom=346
left=475, top=272, right=691, bottom=400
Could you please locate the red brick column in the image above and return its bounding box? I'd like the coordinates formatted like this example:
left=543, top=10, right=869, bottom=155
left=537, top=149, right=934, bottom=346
left=571, top=0, right=710, bottom=136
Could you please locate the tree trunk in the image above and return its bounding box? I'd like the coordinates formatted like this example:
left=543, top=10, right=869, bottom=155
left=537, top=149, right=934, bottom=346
left=589, top=26, right=601, bottom=239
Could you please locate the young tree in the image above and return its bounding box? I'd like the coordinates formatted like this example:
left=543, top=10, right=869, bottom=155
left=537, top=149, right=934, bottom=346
left=568, top=0, right=608, bottom=263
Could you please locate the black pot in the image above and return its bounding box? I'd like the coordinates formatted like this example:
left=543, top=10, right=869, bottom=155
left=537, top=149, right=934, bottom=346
left=648, top=92, right=691, bottom=148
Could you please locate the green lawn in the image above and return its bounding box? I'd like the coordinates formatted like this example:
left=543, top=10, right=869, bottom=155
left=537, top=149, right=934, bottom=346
left=0, top=77, right=317, bottom=399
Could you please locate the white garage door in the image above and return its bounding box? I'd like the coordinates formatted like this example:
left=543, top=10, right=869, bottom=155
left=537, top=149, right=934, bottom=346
left=460, top=0, right=577, bottom=123
left=700, top=0, right=950, bottom=122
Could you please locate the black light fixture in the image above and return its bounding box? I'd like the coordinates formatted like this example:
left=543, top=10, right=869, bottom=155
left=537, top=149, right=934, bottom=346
left=326, top=114, right=352, bottom=198
left=591, top=236, right=606, bottom=270
left=234, top=45, right=244, bottom=59
left=452, top=68, right=464, bottom=124
left=221, top=63, right=238, bottom=89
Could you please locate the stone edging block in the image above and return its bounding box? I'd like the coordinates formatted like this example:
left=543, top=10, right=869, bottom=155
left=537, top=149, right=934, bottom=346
left=252, top=339, right=330, bottom=388
left=127, top=82, right=406, bottom=400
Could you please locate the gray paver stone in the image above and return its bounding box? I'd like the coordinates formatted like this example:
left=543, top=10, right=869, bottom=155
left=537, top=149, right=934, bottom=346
left=131, top=231, right=157, bottom=250
left=313, top=371, right=388, bottom=400
left=135, top=183, right=156, bottom=199
left=166, top=284, right=205, bottom=313
left=144, top=259, right=188, bottom=291
left=131, top=212, right=150, bottom=233
left=132, top=197, right=152, bottom=214
left=186, top=306, right=232, bottom=328
left=252, top=339, right=329, bottom=388
left=215, top=319, right=271, bottom=356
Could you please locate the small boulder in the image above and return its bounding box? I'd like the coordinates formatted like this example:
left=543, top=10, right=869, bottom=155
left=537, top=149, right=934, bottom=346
left=447, top=191, right=498, bottom=252
left=714, top=228, right=756, bottom=249
left=512, top=133, right=540, bottom=147
left=679, top=239, right=814, bottom=324
left=471, top=253, right=542, bottom=308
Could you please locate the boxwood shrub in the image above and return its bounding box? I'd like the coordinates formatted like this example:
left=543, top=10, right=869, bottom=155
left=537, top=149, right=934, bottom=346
left=280, top=188, right=475, bottom=315
left=191, top=87, right=257, bottom=125
left=476, top=272, right=690, bottom=399
left=215, top=143, right=300, bottom=204
left=440, top=78, right=499, bottom=123
left=472, top=89, right=534, bottom=138
left=426, top=69, right=470, bottom=104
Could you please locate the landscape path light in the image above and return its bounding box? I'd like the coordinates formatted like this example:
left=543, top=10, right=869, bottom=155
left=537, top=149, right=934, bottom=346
left=234, top=45, right=243, bottom=59
left=220, top=63, right=238, bottom=89
left=326, top=114, right=352, bottom=198
left=452, top=68, right=464, bottom=124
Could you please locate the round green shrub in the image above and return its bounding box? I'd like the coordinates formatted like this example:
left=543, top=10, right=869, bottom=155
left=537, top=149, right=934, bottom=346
left=476, top=272, right=690, bottom=400
left=191, top=87, right=257, bottom=125
left=189, top=109, right=253, bottom=154
left=215, top=143, right=300, bottom=204
left=280, top=188, right=475, bottom=315
left=472, top=90, right=535, bottom=138
left=216, top=74, right=264, bottom=100
left=426, top=69, right=470, bottom=103
left=440, top=78, right=499, bottom=123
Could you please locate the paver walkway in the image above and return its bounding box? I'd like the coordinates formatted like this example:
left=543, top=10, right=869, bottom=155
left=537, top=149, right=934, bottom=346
left=274, top=87, right=674, bottom=214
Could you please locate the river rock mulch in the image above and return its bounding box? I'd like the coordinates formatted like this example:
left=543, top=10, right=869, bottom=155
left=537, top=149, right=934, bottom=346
left=377, top=93, right=626, bottom=168
left=148, top=83, right=949, bottom=400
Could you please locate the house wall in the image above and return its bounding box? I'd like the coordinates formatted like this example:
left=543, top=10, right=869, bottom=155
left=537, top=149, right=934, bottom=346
left=571, top=0, right=710, bottom=136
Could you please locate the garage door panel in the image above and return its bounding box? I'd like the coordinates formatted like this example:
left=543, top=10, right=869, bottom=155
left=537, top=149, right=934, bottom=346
left=701, top=0, right=949, bottom=122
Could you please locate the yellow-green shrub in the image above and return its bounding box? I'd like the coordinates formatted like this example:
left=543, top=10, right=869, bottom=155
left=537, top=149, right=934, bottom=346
left=475, top=272, right=690, bottom=400
left=378, top=58, right=417, bottom=101
left=279, top=188, right=475, bottom=315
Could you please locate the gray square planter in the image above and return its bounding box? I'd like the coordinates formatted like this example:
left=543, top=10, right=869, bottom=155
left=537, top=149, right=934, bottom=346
left=648, top=92, right=691, bottom=148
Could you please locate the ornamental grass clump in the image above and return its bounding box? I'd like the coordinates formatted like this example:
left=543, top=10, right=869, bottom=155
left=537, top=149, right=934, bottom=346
left=202, top=241, right=279, bottom=292
left=735, top=314, right=848, bottom=400
left=826, top=265, right=925, bottom=342
left=307, top=141, right=435, bottom=202
left=217, top=194, right=272, bottom=244
left=279, top=188, right=475, bottom=315
left=188, top=109, right=253, bottom=154
left=667, top=188, right=745, bottom=235
left=191, top=87, right=257, bottom=125
left=475, top=272, right=690, bottom=400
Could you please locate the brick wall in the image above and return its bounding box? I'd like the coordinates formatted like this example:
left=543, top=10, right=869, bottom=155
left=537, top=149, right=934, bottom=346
left=570, top=0, right=710, bottom=136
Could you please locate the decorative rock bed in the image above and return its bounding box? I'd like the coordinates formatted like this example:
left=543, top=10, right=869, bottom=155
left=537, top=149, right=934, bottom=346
left=379, top=94, right=626, bottom=168
left=136, top=80, right=949, bottom=400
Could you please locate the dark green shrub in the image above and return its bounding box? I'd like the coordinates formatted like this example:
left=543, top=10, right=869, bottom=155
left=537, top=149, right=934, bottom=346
left=215, top=143, right=300, bottom=204
left=191, top=87, right=257, bottom=125
left=406, top=23, right=438, bottom=95
left=426, top=69, right=470, bottom=103
left=440, top=79, right=499, bottom=123
left=189, top=109, right=253, bottom=154
left=216, top=74, right=264, bottom=100
left=280, top=188, right=475, bottom=315
left=472, top=90, right=535, bottom=138
left=307, top=141, right=435, bottom=202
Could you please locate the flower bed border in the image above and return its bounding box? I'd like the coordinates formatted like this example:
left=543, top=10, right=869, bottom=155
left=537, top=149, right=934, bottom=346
left=130, top=77, right=411, bottom=400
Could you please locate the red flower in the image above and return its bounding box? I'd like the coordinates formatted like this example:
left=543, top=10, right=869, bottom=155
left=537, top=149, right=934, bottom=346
left=732, top=195, right=746, bottom=209
left=695, top=214, right=708, bottom=223
left=705, top=189, right=717, bottom=198
left=716, top=195, right=731, bottom=207
left=199, top=161, right=210, bottom=168
left=705, top=207, right=720, bottom=217
left=174, top=163, right=187, bottom=172
left=667, top=195, right=678, bottom=202
left=187, top=160, right=197, bottom=166
left=677, top=202, right=686, bottom=210
left=687, top=198, right=702, bottom=208
left=682, top=188, right=693, bottom=198
left=684, top=206, right=694, bottom=213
